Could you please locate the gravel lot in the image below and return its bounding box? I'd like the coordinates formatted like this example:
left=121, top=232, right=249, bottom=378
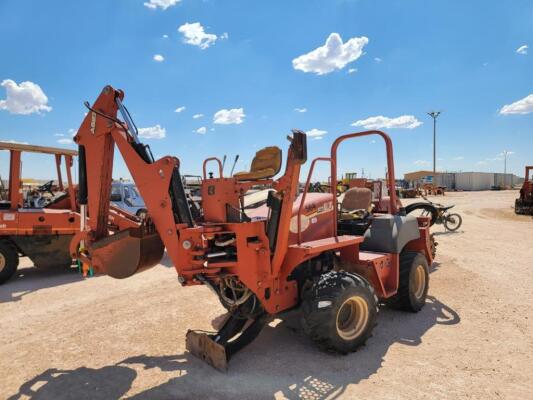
left=1, top=190, right=532, bottom=400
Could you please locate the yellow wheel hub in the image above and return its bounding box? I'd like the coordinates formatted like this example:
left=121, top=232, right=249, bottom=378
left=0, top=253, right=5, bottom=273
left=336, top=295, right=369, bottom=341
left=413, top=264, right=426, bottom=300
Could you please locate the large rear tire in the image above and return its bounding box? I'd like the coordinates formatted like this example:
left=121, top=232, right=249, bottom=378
left=301, top=271, right=378, bottom=354
left=0, top=240, right=19, bottom=285
left=387, top=251, right=429, bottom=312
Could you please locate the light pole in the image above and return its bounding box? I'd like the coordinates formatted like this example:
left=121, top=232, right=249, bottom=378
left=502, top=150, right=510, bottom=188
left=427, top=111, right=441, bottom=174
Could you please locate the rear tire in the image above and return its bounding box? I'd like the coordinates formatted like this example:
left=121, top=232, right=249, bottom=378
left=387, top=251, right=429, bottom=312
left=0, top=240, right=19, bottom=285
left=444, top=213, right=462, bottom=231
left=301, top=271, right=378, bottom=354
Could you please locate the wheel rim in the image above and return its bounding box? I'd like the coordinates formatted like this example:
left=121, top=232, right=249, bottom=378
left=413, top=265, right=426, bottom=299
left=445, top=214, right=461, bottom=230
left=336, top=295, right=369, bottom=341
left=0, top=253, right=5, bottom=273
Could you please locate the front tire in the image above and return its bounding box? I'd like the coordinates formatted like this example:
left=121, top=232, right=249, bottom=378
left=388, top=251, right=429, bottom=312
left=0, top=240, right=19, bottom=285
left=301, top=271, right=378, bottom=354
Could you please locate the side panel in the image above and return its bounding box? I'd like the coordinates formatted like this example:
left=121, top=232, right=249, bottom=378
left=288, top=193, right=335, bottom=245
left=0, top=210, right=79, bottom=235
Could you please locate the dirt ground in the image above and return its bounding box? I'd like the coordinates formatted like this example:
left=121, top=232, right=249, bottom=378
left=1, top=190, right=532, bottom=400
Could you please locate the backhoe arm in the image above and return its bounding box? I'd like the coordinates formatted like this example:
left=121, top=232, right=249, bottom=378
left=70, top=85, right=191, bottom=278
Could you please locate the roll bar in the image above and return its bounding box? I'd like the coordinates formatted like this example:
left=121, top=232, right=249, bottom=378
left=330, top=130, right=398, bottom=234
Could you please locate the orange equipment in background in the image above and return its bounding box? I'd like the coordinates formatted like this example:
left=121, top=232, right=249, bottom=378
left=515, top=165, right=533, bottom=215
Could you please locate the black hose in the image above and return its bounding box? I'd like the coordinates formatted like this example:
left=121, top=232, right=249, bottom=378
left=78, top=145, right=88, bottom=205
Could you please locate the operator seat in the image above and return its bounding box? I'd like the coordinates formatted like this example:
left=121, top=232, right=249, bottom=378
left=233, top=146, right=282, bottom=181
left=340, top=187, right=373, bottom=219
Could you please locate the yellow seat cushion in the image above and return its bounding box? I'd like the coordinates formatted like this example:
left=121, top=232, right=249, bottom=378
left=234, top=146, right=282, bottom=181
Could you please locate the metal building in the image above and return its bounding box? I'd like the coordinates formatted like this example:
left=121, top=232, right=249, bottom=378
left=404, top=170, right=522, bottom=191
left=455, top=172, right=494, bottom=191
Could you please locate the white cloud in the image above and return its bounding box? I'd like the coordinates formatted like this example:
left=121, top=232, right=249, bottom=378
left=153, top=54, right=165, bottom=62
left=0, top=79, right=52, bottom=115
left=213, top=108, right=245, bottom=125
left=500, top=94, right=533, bottom=115
left=54, top=133, right=64, bottom=137
left=516, top=45, right=528, bottom=55
left=351, top=115, right=422, bottom=129
left=192, top=113, right=204, bottom=119
left=294, top=107, right=307, bottom=113
left=477, top=161, right=488, bottom=165
left=413, top=160, right=430, bottom=166
left=374, top=57, right=382, bottom=63
left=57, top=138, right=73, bottom=145
left=195, top=126, right=207, bottom=134
left=175, top=106, right=186, bottom=113
left=138, top=124, right=166, bottom=139
left=220, top=32, right=229, bottom=40
left=306, top=128, right=328, bottom=140
left=178, top=22, right=218, bottom=50
left=144, top=0, right=180, bottom=10
left=163, top=34, right=169, bottom=39
left=292, top=33, right=368, bottom=75
left=348, top=68, right=357, bottom=74
left=453, top=156, right=464, bottom=161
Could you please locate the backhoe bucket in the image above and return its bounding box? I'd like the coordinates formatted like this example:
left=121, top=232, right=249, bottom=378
left=91, top=228, right=165, bottom=279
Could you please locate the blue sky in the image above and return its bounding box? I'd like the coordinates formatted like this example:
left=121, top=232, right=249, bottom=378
left=0, top=0, right=532, bottom=182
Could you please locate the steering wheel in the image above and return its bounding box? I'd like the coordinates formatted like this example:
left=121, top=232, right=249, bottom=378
left=37, top=180, right=55, bottom=196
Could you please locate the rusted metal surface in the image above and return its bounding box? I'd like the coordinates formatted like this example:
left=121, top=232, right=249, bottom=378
left=185, top=330, right=228, bottom=372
